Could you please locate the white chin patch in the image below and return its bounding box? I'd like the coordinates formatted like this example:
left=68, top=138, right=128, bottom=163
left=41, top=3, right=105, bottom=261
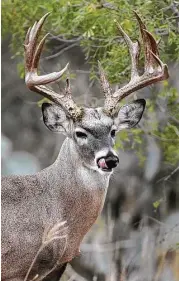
left=98, top=168, right=113, bottom=176
left=84, top=162, right=113, bottom=175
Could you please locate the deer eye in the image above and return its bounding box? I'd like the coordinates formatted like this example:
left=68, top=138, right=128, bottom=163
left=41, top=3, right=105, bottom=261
left=111, top=129, right=116, bottom=138
left=75, top=131, right=87, bottom=139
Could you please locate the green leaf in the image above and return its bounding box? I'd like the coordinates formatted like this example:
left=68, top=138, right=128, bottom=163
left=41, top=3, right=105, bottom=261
left=153, top=200, right=161, bottom=209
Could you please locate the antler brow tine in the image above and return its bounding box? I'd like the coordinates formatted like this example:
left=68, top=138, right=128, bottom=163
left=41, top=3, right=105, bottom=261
left=24, top=13, right=83, bottom=120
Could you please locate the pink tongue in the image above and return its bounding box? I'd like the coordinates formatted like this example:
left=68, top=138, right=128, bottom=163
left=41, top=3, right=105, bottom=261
left=98, top=158, right=108, bottom=169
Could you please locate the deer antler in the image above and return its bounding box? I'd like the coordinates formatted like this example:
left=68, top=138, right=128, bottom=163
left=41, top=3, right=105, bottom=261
left=100, top=12, right=169, bottom=115
left=24, top=13, right=83, bottom=119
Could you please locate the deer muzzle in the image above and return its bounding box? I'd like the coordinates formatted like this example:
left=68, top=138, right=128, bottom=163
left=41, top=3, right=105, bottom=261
left=97, top=153, right=119, bottom=172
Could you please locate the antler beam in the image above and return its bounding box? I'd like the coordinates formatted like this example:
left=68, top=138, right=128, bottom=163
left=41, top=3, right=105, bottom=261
left=101, top=12, right=169, bottom=115
left=24, top=13, right=83, bottom=120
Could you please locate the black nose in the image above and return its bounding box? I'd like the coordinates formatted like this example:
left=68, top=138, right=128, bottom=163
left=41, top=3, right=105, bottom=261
left=105, top=155, right=119, bottom=169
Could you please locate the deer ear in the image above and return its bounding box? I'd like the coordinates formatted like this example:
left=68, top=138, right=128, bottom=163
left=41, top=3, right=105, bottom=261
left=114, top=99, right=146, bottom=131
left=42, top=103, right=69, bottom=133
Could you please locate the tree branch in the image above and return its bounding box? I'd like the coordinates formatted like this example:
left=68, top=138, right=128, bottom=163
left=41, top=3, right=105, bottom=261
left=44, top=43, right=78, bottom=60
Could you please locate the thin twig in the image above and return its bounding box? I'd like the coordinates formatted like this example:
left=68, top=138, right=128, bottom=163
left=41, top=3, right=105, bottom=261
left=49, top=33, right=83, bottom=43
left=81, top=239, right=135, bottom=252
left=35, top=237, right=68, bottom=281
left=72, top=69, right=99, bottom=74
left=169, top=115, right=179, bottom=125
left=44, top=43, right=78, bottom=60
left=97, top=1, right=119, bottom=11
left=24, top=221, right=68, bottom=281
left=49, top=32, right=121, bottom=43
left=156, top=165, right=179, bottom=183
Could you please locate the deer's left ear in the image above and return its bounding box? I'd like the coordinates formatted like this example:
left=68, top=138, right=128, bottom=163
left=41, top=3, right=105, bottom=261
left=114, top=99, right=146, bottom=131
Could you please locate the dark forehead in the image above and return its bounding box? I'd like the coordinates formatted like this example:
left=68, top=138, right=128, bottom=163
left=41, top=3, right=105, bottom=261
left=76, top=107, right=113, bottom=132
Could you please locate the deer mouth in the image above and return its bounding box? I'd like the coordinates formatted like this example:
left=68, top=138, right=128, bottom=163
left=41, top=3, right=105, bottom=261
left=97, top=156, right=119, bottom=172
left=97, top=158, right=113, bottom=172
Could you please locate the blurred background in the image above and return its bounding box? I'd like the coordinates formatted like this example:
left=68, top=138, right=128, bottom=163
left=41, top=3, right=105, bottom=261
left=1, top=1, right=179, bottom=280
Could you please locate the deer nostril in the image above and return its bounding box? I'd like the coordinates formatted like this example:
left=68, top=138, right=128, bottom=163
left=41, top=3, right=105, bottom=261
left=105, top=156, right=119, bottom=169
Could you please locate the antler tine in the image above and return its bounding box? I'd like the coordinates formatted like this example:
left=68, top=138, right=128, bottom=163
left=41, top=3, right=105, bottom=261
left=115, top=19, right=140, bottom=80
left=103, top=13, right=169, bottom=116
left=98, top=61, right=112, bottom=98
left=25, top=13, right=69, bottom=86
left=134, top=12, right=159, bottom=71
left=25, top=13, right=49, bottom=71
left=32, top=33, right=49, bottom=70
left=24, top=14, right=83, bottom=120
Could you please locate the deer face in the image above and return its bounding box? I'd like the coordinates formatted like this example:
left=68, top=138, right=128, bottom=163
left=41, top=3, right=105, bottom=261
left=42, top=99, right=145, bottom=173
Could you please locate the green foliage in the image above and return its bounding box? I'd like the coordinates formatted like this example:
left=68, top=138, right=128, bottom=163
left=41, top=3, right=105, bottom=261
left=153, top=200, right=161, bottom=209
left=2, top=0, right=179, bottom=80
left=154, top=86, right=179, bottom=165
left=2, top=0, right=179, bottom=167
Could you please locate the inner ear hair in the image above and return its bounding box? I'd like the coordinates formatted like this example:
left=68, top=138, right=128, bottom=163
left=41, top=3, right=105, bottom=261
left=115, top=98, right=146, bottom=130
left=41, top=102, right=69, bottom=133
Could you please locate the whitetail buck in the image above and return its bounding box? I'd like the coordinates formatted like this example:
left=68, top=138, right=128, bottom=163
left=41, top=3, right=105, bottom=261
left=2, top=12, right=169, bottom=281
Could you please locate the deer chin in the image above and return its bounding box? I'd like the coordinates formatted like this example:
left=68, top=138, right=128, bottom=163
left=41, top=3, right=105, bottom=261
left=99, top=167, right=113, bottom=173
left=83, top=161, right=113, bottom=174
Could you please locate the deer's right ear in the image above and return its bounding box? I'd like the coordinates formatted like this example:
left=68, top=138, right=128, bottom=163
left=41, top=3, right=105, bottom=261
left=42, top=103, right=69, bottom=134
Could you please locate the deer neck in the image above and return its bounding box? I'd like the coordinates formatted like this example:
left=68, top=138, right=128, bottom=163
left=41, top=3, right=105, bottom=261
left=36, top=137, right=111, bottom=262
left=39, top=137, right=111, bottom=192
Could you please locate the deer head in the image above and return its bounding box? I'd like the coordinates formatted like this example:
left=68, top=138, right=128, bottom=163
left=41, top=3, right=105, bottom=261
left=24, top=13, right=169, bottom=174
